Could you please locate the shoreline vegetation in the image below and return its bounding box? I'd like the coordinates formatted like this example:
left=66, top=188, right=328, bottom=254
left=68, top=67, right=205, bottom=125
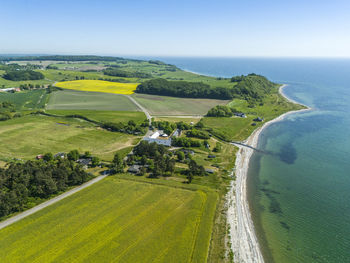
left=227, top=84, right=311, bottom=263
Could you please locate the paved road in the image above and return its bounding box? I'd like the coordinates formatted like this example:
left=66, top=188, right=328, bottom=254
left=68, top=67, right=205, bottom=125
left=0, top=175, right=108, bottom=231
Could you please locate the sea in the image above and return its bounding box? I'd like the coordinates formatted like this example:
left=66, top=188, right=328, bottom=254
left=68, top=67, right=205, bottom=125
left=137, top=57, right=350, bottom=263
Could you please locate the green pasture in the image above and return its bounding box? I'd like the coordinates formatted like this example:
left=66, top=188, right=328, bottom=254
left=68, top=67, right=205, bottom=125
left=47, top=90, right=139, bottom=111
left=0, top=115, right=139, bottom=161
left=203, top=94, right=305, bottom=142
left=0, top=176, right=217, bottom=263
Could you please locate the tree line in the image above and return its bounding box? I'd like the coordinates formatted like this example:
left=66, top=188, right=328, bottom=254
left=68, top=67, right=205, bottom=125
left=103, top=68, right=152, bottom=78
left=0, top=159, right=91, bottom=218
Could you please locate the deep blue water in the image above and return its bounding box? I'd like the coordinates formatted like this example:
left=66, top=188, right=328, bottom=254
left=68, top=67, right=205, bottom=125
left=140, top=57, right=350, bottom=262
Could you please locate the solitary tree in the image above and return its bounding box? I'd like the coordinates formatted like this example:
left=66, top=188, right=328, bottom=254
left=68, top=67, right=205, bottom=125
left=112, top=153, right=124, bottom=173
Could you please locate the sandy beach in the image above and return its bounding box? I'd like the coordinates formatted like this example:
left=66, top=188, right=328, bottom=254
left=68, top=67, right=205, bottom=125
left=227, top=85, right=311, bottom=263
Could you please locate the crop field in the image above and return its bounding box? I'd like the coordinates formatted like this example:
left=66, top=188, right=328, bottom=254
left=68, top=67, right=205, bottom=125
left=0, top=89, right=48, bottom=110
left=0, top=176, right=217, bottom=263
left=46, top=110, right=146, bottom=124
left=55, top=80, right=139, bottom=95
left=0, top=115, right=139, bottom=161
left=132, top=93, right=229, bottom=116
left=47, top=90, right=139, bottom=111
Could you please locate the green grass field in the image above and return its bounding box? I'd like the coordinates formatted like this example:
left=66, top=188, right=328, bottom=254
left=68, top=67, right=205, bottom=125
left=202, top=94, right=305, bottom=142
left=46, top=110, right=146, bottom=125
left=132, top=93, right=229, bottom=116
left=47, top=90, right=139, bottom=111
left=0, top=176, right=217, bottom=263
left=0, top=115, right=139, bottom=161
left=0, top=89, right=48, bottom=110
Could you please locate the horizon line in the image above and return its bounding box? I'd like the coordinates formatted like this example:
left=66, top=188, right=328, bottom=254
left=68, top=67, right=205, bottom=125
left=1, top=53, right=350, bottom=60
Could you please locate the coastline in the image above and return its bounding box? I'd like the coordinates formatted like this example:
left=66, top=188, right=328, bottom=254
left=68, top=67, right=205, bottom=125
left=226, top=84, right=311, bottom=263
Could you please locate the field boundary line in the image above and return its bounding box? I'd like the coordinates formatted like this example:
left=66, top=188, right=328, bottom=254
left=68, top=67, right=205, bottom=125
left=0, top=175, right=107, bottom=230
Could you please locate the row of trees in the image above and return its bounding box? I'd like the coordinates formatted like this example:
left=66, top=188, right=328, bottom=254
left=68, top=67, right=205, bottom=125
left=103, top=68, right=152, bottom=78
left=102, top=120, right=148, bottom=135
left=152, top=120, right=192, bottom=135
left=171, top=137, right=202, bottom=147
left=136, top=78, right=233, bottom=100
left=0, top=159, right=91, bottom=218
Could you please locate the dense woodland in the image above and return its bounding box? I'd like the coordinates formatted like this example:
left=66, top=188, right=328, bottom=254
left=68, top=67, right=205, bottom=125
left=230, top=74, right=277, bottom=104
left=3, top=70, right=44, bottom=81
left=0, top=159, right=91, bottom=218
left=136, top=78, right=233, bottom=99
left=136, top=74, right=277, bottom=102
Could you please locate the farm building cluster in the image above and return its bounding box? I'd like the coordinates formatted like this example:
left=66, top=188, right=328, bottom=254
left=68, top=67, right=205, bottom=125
left=143, top=128, right=181, bottom=146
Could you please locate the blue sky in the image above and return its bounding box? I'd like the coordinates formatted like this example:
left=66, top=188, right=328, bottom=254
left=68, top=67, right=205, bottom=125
left=2, top=0, right=350, bottom=57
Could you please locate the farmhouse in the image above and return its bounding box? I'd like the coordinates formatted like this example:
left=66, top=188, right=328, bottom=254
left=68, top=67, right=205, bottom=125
left=143, top=130, right=172, bottom=146
left=77, top=158, right=91, bottom=169
left=0, top=87, right=20, bottom=93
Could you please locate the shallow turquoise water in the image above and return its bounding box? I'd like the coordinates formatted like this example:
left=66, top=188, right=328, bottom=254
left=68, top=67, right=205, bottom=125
left=146, top=57, right=350, bottom=262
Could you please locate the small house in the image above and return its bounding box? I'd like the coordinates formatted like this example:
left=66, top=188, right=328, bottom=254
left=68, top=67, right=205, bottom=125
left=208, top=155, right=216, bottom=159
left=36, top=154, right=44, bottom=160
left=234, top=112, right=246, bottom=118
left=128, top=165, right=141, bottom=174
left=205, top=168, right=214, bottom=174
left=77, top=158, right=91, bottom=169
left=54, top=152, right=66, bottom=159
left=253, top=117, right=264, bottom=122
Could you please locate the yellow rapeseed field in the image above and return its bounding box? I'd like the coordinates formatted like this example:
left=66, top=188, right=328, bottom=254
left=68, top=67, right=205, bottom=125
left=55, top=80, right=139, bottom=95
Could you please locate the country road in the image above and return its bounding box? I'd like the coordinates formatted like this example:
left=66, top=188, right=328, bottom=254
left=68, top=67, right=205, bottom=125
left=0, top=175, right=107, bottom=231
left=124, top=95, right=152, bottom=126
